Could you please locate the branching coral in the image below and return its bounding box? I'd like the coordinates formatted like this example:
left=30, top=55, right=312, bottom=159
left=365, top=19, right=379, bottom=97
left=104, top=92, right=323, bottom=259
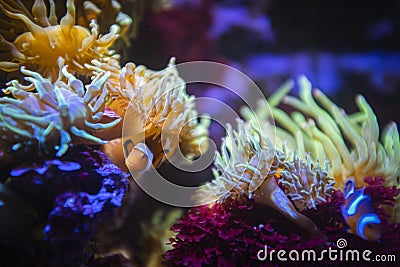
left=242, top=76, right=400, bottom=189
left=0, top=0, right=120, bottom=81
left=91, top=57, right=210, bottom=170
left=0, top=66, right=121, bottom=157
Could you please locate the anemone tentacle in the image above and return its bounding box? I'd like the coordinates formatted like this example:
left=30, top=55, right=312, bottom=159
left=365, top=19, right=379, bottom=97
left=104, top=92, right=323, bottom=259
left=92, top=57, right=210, bottom=169
left=241, top=76, right=400, bottom=190
left=194, top=119, right=335, bottom=213
left=0, top=66, right=120, bottom=157
left=0, top=0, right=120, bottom=81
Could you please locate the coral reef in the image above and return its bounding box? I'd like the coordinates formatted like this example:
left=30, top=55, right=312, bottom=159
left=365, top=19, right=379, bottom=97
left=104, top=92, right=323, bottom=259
left=180, top=75, right=399, bottom=264
left=0, top=1, right=211, bottom=265
left=0, top=0, right=398, bottom=265
left=0, top=0, right=120, bottom=81
left=0, top=0, right=212, bottom=266
left=166, top=197, right=326, bottom=267
left=167, top=71, right=400, bottom=265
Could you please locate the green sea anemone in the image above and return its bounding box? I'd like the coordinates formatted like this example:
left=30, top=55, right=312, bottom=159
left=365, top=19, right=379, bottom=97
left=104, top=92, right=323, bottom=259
left=242, top=75, right=400, bottom=190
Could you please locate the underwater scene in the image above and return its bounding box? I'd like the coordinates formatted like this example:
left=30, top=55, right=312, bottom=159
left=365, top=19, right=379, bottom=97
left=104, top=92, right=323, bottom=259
left=0, top=0, right=399, bottom=266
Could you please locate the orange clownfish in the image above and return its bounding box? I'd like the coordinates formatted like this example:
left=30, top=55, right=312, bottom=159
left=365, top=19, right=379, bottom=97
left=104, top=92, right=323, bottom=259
left=341, top=179, right=382, bottom=241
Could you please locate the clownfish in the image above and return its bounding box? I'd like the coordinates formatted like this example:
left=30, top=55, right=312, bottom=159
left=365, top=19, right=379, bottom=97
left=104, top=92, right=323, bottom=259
left=341, top=179, right=382, bottom=241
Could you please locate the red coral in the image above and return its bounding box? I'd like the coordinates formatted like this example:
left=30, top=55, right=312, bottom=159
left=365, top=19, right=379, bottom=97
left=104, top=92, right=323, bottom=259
left=166, top=177, right=400, bottom=266
left=304, top=177, right=400, bottom=262
left=165, top=198, right=326, bottom=267
left=364, top=176, right=400, bottom=208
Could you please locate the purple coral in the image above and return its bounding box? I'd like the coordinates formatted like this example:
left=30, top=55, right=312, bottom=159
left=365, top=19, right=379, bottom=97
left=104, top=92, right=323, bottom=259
left=7, top=145, right=127, bottom=209
left=2, top=145, right=129, bottom=266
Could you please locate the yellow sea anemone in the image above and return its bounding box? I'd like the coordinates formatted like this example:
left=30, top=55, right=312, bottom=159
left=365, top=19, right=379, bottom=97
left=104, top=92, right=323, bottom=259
left=242, top=76, right=400, bottom=189
left=0, top=65, right=120, bottom=157
left=92, top=58, right=210, bottom=172
left=0, top=0, right=120, bottom=81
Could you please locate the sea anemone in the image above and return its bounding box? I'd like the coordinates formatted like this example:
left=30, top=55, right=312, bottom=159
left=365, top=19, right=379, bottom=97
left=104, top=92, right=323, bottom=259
left=0, top=0, right=120, bottom=81
left=242, top=76, right=400, bottom=189
left=0, top=65, right=121, bottom=158
left=92, top=57, right=210, bottom=171
left=279, top=155, right=335, bottom=212
left=195, top=119, right=335, bottom=211
left=193, top=119, right=278, bottom=203
left=194, top=119, right=331, bottom=237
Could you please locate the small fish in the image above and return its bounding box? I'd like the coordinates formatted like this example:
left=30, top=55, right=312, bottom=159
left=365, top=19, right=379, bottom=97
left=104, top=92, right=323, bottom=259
left=125, top=142, right=154, bottom=175
left=341, top=179, right=382, bottom=241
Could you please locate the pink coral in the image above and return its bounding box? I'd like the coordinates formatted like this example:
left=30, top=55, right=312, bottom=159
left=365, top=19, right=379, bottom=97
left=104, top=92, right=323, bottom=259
left=165, top=198, right=326, bottom=266
left=166, top=177, right=400, bottom=266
